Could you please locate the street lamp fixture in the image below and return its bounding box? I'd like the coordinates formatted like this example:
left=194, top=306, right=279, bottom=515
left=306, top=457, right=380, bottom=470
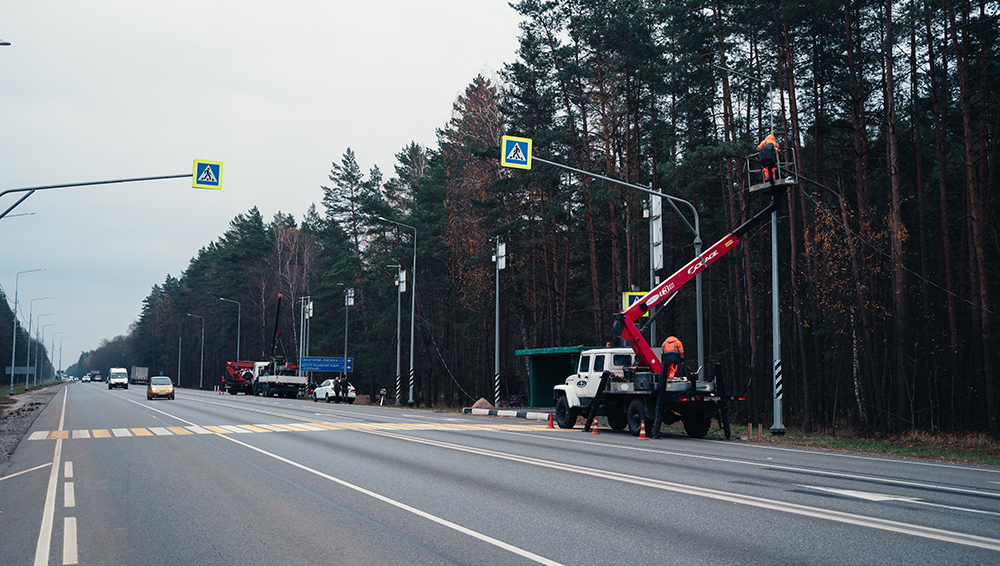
left=187, top=313, right=205, bottom=389
left=376, top=216, right=417, bottom=407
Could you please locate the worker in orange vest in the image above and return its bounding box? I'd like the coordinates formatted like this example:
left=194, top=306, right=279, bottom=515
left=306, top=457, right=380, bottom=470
left=756, top=134, right=780, bottom=183
left=661, top=335, right=684, bottom=379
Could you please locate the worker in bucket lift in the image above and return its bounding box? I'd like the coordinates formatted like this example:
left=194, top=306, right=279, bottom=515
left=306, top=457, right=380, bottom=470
left=756, top=134, right=780, bottom=184
left=661, top=335, right=684, bottom=380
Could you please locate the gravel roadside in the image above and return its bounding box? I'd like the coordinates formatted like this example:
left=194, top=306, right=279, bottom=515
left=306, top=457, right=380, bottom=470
left=0, top=385, right=61, bottom=464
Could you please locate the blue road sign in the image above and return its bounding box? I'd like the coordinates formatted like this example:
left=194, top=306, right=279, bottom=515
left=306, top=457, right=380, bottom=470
left=500, top=135, right=532, bottom=169
left=193, top=159, right=223, bottom=189
left=300, top=356, right=353, bottom=372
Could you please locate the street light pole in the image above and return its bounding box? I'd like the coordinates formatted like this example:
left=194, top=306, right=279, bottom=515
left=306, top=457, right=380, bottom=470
left=714, top=64, right=784, bottom=435
left=51, top=332, right=66, bottom=382
left=344, top=288, right=354, bottom=382
left=378, top=216, right=417, bottom=407
left=39, top=323, right=54, bottom=386
left=34, top=314, right=53, bottom=388
left=59, top=336, right=70, bottom=373
left=494, top=239, right=506, bottom=406
left=8, top=268, right=44, bottom=393
left=187, top=313, right=204, bottom=389
left=26, top=297, right=52, bottom=388
left=388, top=265, right=402, bottom=406
left=219, top=297, right=242, bottom=361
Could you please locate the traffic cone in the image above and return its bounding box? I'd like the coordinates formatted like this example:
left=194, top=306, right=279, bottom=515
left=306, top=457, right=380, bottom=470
left=218, top=386, right=222, bottom=396
left=590, top=419, right=600, bottom=435
left=547, top=413, right=555, bottom=429
left=638, top=420, right=648, bottom=440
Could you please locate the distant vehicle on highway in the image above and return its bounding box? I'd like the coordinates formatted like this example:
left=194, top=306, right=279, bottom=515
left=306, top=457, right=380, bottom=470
left=81, top=376, right=91, bottom=383
left=312, top=378, right=355, bottom=403
left=108, top=368, right=129, bottom=390
left=147, top=376, right=175, bottom=400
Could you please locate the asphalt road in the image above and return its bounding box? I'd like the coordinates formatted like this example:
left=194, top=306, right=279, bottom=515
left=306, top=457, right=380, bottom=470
left=2, top=382, right=999, bottom=565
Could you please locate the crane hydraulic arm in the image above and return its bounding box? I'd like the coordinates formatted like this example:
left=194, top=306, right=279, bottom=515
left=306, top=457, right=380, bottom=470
left=614, top=190, right=784, bottom=374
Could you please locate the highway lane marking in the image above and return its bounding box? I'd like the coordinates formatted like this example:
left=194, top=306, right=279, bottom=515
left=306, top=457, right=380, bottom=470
left=217, top=433, right=567, bottom=566
left=495, top=427, right=1000, bottom=502
left=361, top=428, right=1000, bottom=553
left=800, top=485, right=1000, bottom=517
left=0, top=462, right=51, bottom=483
left=109, top=397, right=565, bottom=566
left=33, top=386, right=67, bottom=566
left=64, top=462, right=73, bottom=479
left=63, top=517, right=78, bottom=565
left=26, top=421, right=543, bottom=440
left=64, top=482, right=75, bottom=508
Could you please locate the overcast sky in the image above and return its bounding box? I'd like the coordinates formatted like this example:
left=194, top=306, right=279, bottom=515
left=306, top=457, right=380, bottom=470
left=1, top=1, right=524, bottom=372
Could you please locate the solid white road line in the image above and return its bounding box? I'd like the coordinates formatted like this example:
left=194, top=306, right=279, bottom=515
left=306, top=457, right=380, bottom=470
left=364, top=428, right=1000, bottom=553
left=34, top=387, right=67, bottom=566
left=218, top=433, right=567, bottom=566
left=0, top=462, right=50, bottom=483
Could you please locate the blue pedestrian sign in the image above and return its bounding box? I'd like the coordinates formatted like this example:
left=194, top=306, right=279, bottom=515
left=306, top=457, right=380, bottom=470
left=501, top=135, right=532, bottom=170
left=300, top=356, right=353, bottom=372
left=193, top=159, right=223, bottom=190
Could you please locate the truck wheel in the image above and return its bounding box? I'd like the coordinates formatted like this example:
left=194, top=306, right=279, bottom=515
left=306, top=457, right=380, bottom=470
left=554, top=396, right=577, bottom=429
left=607, top=411, right=628, bottom=431
left=683, top=413, right=712, bottom=438
left=626, top=399, right=646, bottom=436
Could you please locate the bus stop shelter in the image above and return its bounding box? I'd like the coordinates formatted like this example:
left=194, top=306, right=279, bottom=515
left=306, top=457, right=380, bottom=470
left=515, top=346, right=590, bottom=408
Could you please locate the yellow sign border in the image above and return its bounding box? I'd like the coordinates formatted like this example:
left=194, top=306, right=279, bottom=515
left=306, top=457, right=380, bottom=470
left=193, top=159, right=224, bottom=190
left=501, top=136, right=532, bottom=170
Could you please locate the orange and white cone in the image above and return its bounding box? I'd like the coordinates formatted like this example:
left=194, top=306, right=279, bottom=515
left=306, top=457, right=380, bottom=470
left=547, top=413, right=555, bottom=429
left=218, top=386, right=222, bottom=396
left=638, top=419, right=648, bottom=440
left=590, top=419, right=600, bottom=435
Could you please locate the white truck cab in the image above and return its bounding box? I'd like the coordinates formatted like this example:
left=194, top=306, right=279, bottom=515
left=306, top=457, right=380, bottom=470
left=554, top=348, right=646, bottom=409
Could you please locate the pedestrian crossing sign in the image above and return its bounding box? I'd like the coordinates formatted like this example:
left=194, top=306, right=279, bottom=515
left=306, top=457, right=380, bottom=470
left=193, top=159, right=223, bottom=190
left=501, top=136, right=532, bottom=170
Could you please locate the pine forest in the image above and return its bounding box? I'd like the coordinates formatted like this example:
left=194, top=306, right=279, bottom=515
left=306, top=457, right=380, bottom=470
left=35, top=1, right=999, bottom=437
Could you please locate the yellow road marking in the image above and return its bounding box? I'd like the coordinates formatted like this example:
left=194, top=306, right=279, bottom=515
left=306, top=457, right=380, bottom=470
left=202, top=426, right=232, bottom=434
left=167, top=426, right=193, bottom=435
left=92, top=429, right=111, bottom=438
left=50, top=431, right=69, bottom=439
left=131, top=428, right=153, bottom=437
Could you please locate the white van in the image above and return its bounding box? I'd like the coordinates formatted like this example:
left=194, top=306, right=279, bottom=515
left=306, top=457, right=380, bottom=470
left=108, top=367, right=129, bottom=390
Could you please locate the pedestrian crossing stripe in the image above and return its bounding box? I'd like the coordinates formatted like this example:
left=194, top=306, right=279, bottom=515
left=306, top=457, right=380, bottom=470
left=192, top=159, right=223, bottom=189
left=500, top=135, right=532, bottom=170
left=27, top=421, right=545, bottom=440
